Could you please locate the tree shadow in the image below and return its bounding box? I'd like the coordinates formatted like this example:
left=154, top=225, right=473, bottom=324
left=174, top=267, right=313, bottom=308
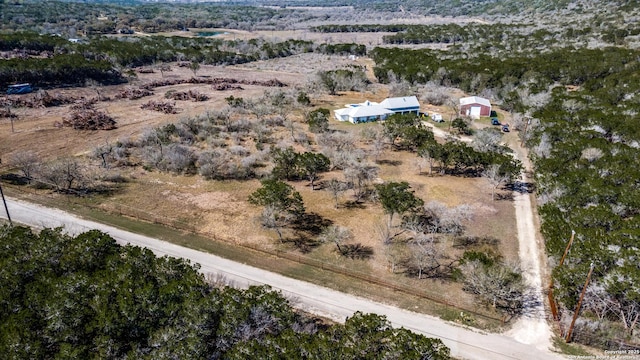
left=0, top=173, right=30, bottom=185
left=84, top=183, right=127, bottom=197
left=376, top=159, right=402, bottom=166
left=283, top=233, right=321, bottom=254
left=340, top=243, right=374, bottom=260
left=505, top=181, right=536, bottom=194
left=453, top=235, right=500, bottom=249
left=341, top=200, right=366, bottom=209
left=495, top=192, right=514, bottom=201
left=314, top=180, right=327, bottom=190
left=291, top=212, right=333, bottom=236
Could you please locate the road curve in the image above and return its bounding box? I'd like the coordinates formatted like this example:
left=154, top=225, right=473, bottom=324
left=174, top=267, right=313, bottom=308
left=1, top=197, right=565, bottom=360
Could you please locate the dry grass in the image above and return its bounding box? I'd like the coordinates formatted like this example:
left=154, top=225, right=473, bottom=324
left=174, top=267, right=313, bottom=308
left=0, top=63, right=305, bottom=162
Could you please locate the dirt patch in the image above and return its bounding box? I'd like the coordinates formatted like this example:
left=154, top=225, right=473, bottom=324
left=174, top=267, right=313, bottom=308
left=163, top=190, right=244, bottom=212
left=0, top=62, right=307, bottom=162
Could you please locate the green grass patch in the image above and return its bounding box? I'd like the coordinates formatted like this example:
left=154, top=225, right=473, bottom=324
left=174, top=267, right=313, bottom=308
left=552, top=336, right=594, bottom=356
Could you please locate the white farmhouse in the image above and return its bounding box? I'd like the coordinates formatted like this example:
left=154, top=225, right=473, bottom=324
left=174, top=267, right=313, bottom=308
left=334, top=96, right=420, bottom=124
left=379, top=96, right=420, bottom=115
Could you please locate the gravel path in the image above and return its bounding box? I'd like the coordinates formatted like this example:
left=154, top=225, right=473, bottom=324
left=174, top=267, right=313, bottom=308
left=505, top=144, right=554, bottom=351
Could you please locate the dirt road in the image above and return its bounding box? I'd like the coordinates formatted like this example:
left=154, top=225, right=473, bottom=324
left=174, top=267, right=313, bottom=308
left=1, top=197, right=564, bottom=360
left=506, top=148, right=554, bottom=350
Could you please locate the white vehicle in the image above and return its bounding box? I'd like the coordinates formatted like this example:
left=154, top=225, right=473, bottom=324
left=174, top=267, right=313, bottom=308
left=431, top=113, right=444, bottom=122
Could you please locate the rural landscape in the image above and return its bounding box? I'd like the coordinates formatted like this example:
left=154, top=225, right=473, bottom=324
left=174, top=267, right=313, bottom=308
left=1, top=0, right=639, bottom=358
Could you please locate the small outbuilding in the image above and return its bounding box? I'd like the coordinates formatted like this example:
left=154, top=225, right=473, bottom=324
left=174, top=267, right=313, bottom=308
left=459, top=96, right=491, bottom=119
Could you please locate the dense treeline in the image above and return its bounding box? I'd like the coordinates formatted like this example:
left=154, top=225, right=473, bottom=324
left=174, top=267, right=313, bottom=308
left=369, top=41, right=640, bottom=347
left=0, top=54, right=123, bottom=88
left=312, top=24, right=412, bottom=33
left=0, top=1, right=308, bottom=33
left=0, top=32, right=366, bottom=88
left=371, top=46, right=640, bottom=115
left=529, top=75, right=640, bottom=345
left=0, top=225, right=450, bottom=359
left=255, top=0, right=578, bottom=15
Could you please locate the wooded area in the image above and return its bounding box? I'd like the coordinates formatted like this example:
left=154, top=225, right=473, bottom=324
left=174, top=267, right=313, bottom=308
left=0, top=225, right=449, bottom=359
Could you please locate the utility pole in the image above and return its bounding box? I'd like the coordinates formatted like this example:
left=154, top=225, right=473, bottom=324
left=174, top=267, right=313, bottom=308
left=549, top=230, right=575, bottom=322
left=0, top=181, right=12, bottom=225
left=565, top=262, right=595, bottom=343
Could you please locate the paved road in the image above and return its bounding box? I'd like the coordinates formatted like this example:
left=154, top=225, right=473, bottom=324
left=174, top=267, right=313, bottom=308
left=1, top=198, right=565, bottom=360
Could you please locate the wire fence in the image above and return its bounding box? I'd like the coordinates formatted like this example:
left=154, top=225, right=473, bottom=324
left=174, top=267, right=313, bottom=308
left=4, top=182, right=506, bottom=324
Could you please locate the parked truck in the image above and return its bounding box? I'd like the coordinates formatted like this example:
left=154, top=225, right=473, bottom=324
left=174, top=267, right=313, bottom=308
left=6, top=83, right=33, bottom=95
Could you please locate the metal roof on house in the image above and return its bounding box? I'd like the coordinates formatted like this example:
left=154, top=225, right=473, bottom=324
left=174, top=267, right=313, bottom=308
left=347, top=104, right=394, bottom=118
left=460, top=96, right=491, bottom=107
left=380, top=96, right=420, bottom=110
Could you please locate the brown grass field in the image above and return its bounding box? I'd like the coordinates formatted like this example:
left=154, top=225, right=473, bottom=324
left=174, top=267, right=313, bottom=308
left=0, top=52, right=521, bottom=326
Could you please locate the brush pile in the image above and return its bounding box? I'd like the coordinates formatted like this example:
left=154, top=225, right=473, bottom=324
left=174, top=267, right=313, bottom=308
left=165, top=90, right=208, bottom=101
left=115, top=87, right=154, bottom=100
left=141, top=100, right=177, bottom=114
left=62, top=100, right=116, bottom=130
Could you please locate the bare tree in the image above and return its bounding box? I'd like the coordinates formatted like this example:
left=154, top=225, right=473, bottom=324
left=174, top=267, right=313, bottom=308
left=603, top=272, right=640, bottom=335
left=410, top=238, right=439, bottom=280
left=3, top=104, right=16, bottom=133
left=157, top=63, right=171, bottom=78
left=85, top=79, right=103, bottom=100
left=483, top=164, right=509, bottom=201
left=189, top=60, right=200, bottom=77
left=93, top=143, right=114, bottom=169
left=446, top=96, right=461, bottom=123
left=343, top=162, right=379, bottom=201
left=388, top=78, right=414, bottom=97
left=325, top=178, right=348, bottom=209
left=583, top=282, right=613, bottom=321
left=259, top=204, right=294, bottom=243
left=419, top=81, right=452, bottom=106
left=471, top=128, right=504, bottom=154
left=197, top=149, right=241, bottom=180
left=461, top=260, right=533, bottom=319
left=371, top=134, right=386, bottom=163
left=317, top=131, right=357, bottom=153
left=39, top=157, right=88, bottom=192
left=383, top=243, right=407, bottom=274
left=157, top=144, right=195, bottom=174
left=247, top=100, right=273, bottom=122
left=532, top=133, right=552, bottom=159
left=318, top=225, right=352, bottom=255
left=411, top=157, right=429, bottom=175
left=9, top=151, right=40, bottom=183
left=423, top=200, right=474, bottom=236
left=417, top=144, right=438, bottom=176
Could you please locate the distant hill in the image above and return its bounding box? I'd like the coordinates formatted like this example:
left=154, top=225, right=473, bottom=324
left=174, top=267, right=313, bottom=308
left=51, top=0, right=638, bottom=16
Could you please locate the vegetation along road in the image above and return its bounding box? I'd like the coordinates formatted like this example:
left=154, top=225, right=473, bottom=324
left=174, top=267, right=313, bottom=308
left=1, top=197, right=564, bottom=360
